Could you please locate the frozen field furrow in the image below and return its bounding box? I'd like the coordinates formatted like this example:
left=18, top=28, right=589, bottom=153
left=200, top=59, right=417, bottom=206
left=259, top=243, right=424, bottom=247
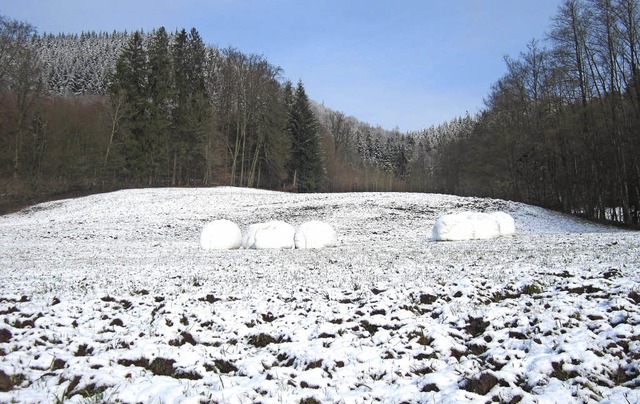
left=0, top=187, right=638, bottom=403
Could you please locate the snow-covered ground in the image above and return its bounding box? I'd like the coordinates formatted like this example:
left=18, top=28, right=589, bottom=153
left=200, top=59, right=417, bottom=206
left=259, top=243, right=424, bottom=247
left=0, top=187, right=638, bottom=403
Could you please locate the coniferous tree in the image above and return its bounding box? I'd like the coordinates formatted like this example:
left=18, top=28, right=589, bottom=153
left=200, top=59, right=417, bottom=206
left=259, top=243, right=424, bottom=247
left=170, top=29, right=189, bottom=184
left=287, top=80, right=324, bottom=192
left=282, top=80, right=294, bottom=111
left=111, top=30, right=154, bottom=183
left=186, top=27, right=212, bottom=184
left=170, top=28, right=210, bottom=185
left=147, top=27, right=172, bottom=182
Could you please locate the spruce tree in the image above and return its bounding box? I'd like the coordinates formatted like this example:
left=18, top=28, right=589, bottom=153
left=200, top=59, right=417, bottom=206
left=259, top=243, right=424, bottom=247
left=286, top=80, right=324, bottom=192
left=147, top=27, right=172, bottom=182
left=282, top=80, right=294, bottom=112
left=170, top=29, right=189, bottom=184
left=170, top=28, right=210, bottom=184
left=111, top=31, right=153, bottom=183
left=185, top=27, right=210, bottom=183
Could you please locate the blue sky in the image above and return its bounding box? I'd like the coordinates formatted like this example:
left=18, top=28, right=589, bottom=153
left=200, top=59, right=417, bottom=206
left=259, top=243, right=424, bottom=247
left=3, top=0, right=562, bottom=131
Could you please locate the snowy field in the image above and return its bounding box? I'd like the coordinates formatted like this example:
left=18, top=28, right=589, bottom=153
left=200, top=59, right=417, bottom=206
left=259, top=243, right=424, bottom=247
left=0, top=187, right=639, bottom=403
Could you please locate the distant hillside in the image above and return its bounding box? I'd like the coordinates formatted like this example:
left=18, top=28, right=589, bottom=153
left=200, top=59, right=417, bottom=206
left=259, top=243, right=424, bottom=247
left=30, top=30, right=422, bottom=188
left=33, top=31, right=129, bottom=96
left=31, top=29, right=423, bottom=177
left=3, top=23, right=427, bottom=216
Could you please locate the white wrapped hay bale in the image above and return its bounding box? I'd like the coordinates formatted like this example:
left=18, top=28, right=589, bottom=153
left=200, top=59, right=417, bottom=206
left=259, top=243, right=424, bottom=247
left=294, top=220, right=338, bottom=249
left=432, top=211, right=515, bottom=241
left=200, top=219, right=242, bottom=250
left=242, top=221, right=296, bottom=249
left=491, top=211, right=516, bottom=236
left=467, top=212, right=502, bottom=240
left=242, top=222, right=266, bottom=249
left=432, top=212, right=475, bottom=241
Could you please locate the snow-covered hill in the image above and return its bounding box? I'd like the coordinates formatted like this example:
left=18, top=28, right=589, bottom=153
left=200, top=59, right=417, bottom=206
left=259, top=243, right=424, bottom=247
left=0, top=187, right=638, bottom=403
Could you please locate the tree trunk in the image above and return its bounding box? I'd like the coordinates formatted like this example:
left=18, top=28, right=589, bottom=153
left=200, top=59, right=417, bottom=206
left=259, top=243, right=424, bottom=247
left=103, top=94, right=123, bottom=171
left=172, top=151, right=177, bottom=186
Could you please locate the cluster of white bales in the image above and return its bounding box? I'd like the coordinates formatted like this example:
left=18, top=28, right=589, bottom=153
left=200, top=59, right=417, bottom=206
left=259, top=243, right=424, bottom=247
left=200, top=211, right=516, bottom=250
left=432, top=211, right=516, bottom=241
left=200, top=219, right=338, bottom=250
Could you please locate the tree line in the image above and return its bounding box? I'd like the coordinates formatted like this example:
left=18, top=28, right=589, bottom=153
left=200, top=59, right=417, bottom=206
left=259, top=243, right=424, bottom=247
left=403, top=0, right=639, bottom=226
left=0, top=20, right=330, bottom=212
left=317, top=0, right=640, bottom=226
left=0, top=16, right=413, bottom=215
left=110, top=27, right=326, bottom=191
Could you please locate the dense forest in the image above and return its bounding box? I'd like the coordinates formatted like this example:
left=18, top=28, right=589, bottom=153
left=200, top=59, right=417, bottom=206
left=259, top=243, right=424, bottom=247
left=420, top=0, right=640, bottom=226
left=1, top=0, right=639, bottom=227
